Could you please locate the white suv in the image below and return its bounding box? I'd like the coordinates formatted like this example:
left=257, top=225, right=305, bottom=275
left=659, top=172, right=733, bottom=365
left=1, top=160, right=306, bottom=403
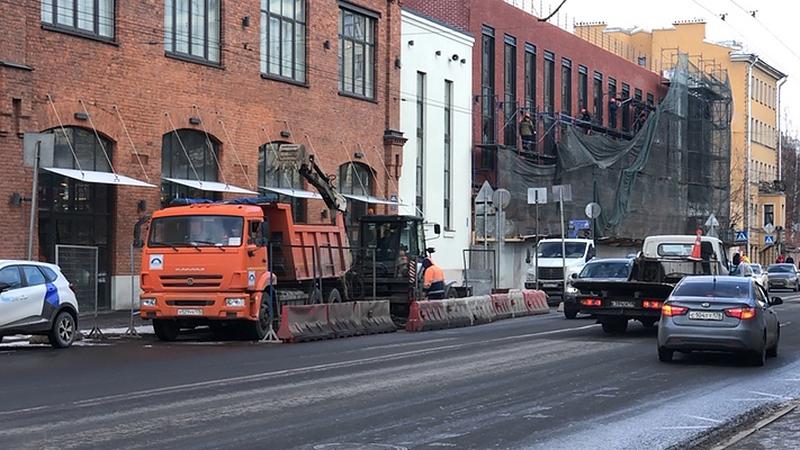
left=0, top=261, right=80, bottom=348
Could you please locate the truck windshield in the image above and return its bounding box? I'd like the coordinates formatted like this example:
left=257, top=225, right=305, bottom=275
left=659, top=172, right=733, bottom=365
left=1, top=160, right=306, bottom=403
left=362, top=221, right=420, bottom=262
left=579, top=261, right=631, bottom=279
left=149, top=216, right=244, bottom=247
left=537, top=242, right=586, bottom=258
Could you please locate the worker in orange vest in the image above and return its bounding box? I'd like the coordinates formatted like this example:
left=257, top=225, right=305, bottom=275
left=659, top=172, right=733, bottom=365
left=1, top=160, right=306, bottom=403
left=422, top=257, right=446, bottom=299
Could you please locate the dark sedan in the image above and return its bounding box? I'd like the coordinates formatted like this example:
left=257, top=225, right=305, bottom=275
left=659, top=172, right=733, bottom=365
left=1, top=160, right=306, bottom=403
left=657, top=276, right=782, bottom=366
left=767, top=264, right=799, bottom=291
left=564, top=258, right=632, bottom=319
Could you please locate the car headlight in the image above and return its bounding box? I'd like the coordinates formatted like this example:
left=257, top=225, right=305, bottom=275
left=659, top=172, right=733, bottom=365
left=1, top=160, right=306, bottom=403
left=225, top=298, right=246, bottom=307
left=141, top=298, right=156, bottom=308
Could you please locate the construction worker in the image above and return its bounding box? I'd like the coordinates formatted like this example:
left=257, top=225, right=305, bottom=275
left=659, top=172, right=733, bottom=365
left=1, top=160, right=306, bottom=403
left=519, top=113, right=536, bottom=152
left=422, top=257, right=446, bottom=300
left=741, top=253, right=751, bottom=264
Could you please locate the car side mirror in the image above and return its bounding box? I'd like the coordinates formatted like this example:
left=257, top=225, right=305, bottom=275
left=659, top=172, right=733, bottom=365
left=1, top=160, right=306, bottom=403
left=0, top=282, right=10, bottom=293
left=770, top=297, right=783, bottom=306
left=433, top=224, right=441, bottom=235
left=525, top=248, right=531, bottom=264
left=133, top=215, right=151, bottom=249
left=571, top=273, right=578, bottom=280
left=426, top=247, right=435, bottom=254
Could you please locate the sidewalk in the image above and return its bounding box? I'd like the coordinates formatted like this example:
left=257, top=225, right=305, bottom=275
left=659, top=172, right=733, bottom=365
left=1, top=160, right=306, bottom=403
left=727, top=402, right=800, bottom=449
left=1, top=310, right=152, bottom=345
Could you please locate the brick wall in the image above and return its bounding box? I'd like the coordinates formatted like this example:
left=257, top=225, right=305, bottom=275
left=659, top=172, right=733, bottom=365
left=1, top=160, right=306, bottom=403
left=0, top=0, right=403, bottom=284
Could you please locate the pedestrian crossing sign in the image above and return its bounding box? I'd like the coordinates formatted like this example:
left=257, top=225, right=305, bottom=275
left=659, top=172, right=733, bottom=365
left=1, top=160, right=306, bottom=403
left=765, top=235, right=775, bottom=245
left=735, top=231, right=748, bottom=243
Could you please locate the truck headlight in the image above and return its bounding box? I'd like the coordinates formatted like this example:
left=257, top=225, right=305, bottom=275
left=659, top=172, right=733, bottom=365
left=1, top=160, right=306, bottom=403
left=526, top=272, right=537, bottom=282
left=141, top=298, right=156, bottom=308
left=225, top=298, right=246, bottom=308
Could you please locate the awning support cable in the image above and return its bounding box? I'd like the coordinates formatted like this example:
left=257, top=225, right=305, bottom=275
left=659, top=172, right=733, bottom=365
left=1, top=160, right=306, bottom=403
left=46, top=94, right=84, bottom=176
left=340, top=140, right=370, bottom=196
left=165, top=112, right=203, bottom=186
left=112, top=105, right=151, bottom=183
left=78, top=99, right=118, bottom=180
left=363, top=143, right=415, bottom=212
left=218, top=116, right=254, bottom=190
left=192, top=105, right=228, bottom=186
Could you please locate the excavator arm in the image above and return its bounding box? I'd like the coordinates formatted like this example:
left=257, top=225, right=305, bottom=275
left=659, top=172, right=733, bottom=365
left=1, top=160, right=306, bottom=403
left=299, top=154, right=348, bottom=215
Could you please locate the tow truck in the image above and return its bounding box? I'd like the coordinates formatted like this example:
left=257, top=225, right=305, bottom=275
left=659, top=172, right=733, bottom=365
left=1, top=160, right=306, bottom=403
left=138, top=145, right=439, bottom=340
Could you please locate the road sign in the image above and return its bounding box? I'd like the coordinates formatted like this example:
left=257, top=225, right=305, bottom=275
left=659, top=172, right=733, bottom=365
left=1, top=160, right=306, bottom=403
left=765, top=235, right=775, bottom=245
left=23, top=133, right=55, bottom=168
left=734, top=230, right=749, bottom=243
left=552, top=184, right=572, bottom=202
left=705, top=214, right=719, bottom=228
left=570, top=219, right=591, bottom=230
left=492, top=189, right=511, bottom=208
left=585, top=202, right=601, bottom=219
left=764, top=223, right=775, bottom=235
left=475, top=181, right=494, bottom=204
left=527, top=187, right=547, bottom=205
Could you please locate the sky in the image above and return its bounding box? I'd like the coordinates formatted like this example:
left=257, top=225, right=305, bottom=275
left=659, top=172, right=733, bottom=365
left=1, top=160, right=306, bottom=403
left=508, top=0, right=800, bottom=137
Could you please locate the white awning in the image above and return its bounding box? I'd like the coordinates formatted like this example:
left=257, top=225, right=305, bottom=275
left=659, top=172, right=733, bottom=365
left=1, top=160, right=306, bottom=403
left=260, top=186, right=323, bottom=200
left=342, top=193, right=404, bottom=206
left=164, top=178, right=257, bottom=195
left=43, top=167, right=156, bottom=188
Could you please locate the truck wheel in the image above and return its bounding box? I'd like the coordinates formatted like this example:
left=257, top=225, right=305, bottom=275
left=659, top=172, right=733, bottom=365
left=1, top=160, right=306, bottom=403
left=245, top=294, right=271, bottom=340
left=153, top=319, right=180, bottom=341
left=658, top=347, right=673, bottom=362
left=327, top=288, right=342, bottom=303
left=601, top=318, right=628, bottom=334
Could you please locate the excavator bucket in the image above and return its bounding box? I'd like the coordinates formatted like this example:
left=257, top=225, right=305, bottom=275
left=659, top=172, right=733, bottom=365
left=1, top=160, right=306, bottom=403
left=278, top=144, right=348, bottom=215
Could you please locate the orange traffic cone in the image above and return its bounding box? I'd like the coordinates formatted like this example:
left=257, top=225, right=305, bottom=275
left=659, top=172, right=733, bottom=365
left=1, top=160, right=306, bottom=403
left=690, top=228, right=702, bottom=260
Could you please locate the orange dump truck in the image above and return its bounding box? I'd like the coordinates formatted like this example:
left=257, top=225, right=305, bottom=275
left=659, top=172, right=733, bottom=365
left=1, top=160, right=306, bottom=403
left=138, top=200, right=350, bottom=340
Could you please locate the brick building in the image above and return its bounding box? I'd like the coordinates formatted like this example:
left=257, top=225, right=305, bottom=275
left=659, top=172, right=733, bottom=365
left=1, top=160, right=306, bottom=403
left=0, top=0, right=405, bottom=310
left=404, top=0, right=666, bottom=187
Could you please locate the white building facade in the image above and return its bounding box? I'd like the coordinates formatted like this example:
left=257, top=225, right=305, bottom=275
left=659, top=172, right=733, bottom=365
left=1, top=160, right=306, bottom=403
left=399, top=10, right=474, bottom=281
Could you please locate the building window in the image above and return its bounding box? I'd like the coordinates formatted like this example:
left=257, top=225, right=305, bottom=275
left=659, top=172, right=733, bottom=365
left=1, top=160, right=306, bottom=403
left=524, top=44, right=536, bottom=114
left=561, top=58, right=572, bottom=115
left=261, top=0, right=306, bottom=83
left=259, top=142, right=306, bottom=223
left=339, top=6, right=376, bottom=98
left=480, top=25, right=496, bottom=152
left=577, top=65, right=588, bottom=115
left=416, top=71, right=425, bottom=214
left=503, top=34, right=517, bottom=146
left=543, top=51, right=555, bottom=113
left=646, top=92, right=654, bottom=107
left=444, top=80, right=453, bottom=230
left=338, top=162, right=373, bottom=243
left=164, top=0, right=221, bottom=63
left=161, top=129, right=220, bottom=205
left=607, top=77, right=616, bottom=128
left=42, top=0, right=115, bottom=39
left=621, top=83, right=631, bottom=133
left=593, top=72, right=603, bottom=125
left=764, top=204, right=774, bottom=227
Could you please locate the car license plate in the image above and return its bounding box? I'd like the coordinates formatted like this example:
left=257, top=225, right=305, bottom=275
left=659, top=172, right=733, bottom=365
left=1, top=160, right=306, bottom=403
left=688, top=311, right=723, bottom=321
left=610, top=300, right=636, bottom=308
left=543, top=283, right=558, bottom=288
left=177, top=308, right=202, bottom=316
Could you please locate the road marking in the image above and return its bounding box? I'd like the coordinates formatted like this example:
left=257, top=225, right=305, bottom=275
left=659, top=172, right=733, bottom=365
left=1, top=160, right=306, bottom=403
left=0, top=321, right=600, bottom=415
left=780, top=378, right=800, bottom=382
left=685, top=415, right=722, bottom=423
left=359, top=337, right=457, bottom=352
left=0, top=406, right=48, bottom=417
left=594, top=394, right=616, bottom=398
left=731, top=398, right=770, bottom=402
left=779, top=321, right=791, bottom=327
left=751, top=391, right=792, bottom=400
left=657, top=426, right=710, bottom=430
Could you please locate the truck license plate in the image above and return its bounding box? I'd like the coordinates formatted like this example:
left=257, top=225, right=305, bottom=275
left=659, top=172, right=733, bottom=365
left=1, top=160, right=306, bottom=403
left=610, top=300, right=636, bottom=308
left=177, top=308, right=202, bottom=316
left=543, top=283, right=558, bottom=288
left=688, top=311, right=723, bottom=321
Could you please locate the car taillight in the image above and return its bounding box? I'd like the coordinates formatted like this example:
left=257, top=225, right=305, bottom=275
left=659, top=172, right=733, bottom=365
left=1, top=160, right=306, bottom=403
left=662, top=304, right=688, bottom=316
left=643, top=300, right=662, bottom=309
left=724, top=307, right=757, bottom=320
left=580, top=298, right=602, bottom=307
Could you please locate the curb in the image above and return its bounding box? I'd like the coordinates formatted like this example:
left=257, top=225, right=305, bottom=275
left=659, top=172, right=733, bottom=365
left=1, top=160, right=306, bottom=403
left=710, top=399, right=800, bottom=450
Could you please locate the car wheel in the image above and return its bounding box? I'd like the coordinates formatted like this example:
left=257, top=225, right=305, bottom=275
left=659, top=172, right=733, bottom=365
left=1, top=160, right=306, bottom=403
left=564, top=306, right=578, bottom=320
left=153, top=319, right=180, bottom=341
left=658, top=347, right=673, bottom=362
left=767, top=329, right=780, bottom=358
left=749, top=335, right=767, bottom=366
left=48, top=311, right=76, bottom=348
left=601, top=318, right=628, bottom=334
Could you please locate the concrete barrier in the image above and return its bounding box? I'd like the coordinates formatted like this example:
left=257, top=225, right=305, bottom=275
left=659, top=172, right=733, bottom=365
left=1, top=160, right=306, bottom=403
left=508, top=290, right=529, bottom=318
left=277, top=304, right=334, bottom=343
left=491, top=293, right=513, bottom=320
left=523, top=290, right=550, bottom=315
left=467, top=295, right=495, bottom=324
left=328, top=302, right=362, bottom=338
left=356, top=300, right=396, bottom=334
left=443, top=299, right=472, bottom=328
left=406, top=300, right=448, bottom=331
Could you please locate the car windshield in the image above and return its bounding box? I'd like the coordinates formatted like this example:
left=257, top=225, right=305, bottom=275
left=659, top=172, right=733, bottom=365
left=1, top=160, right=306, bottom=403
left=750, top=265, right=761, bottom=274
left=149, top=215, right=244, bottom=247
left=768, top=265, right=795, bottom=273
left=579, top=261, right=631, bottom=279
left=672, top=280, right=751, bottom=298
left=538, top=242, right=587, bottom=258
left=730, top=265, right=749, bottom=276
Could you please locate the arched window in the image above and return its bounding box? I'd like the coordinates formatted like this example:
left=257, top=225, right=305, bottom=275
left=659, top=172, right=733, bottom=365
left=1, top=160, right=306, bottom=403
left=161, top=129, right=220, bottom=205
left=38, top=127, right=114, bottom=311
left=258, top=142, right=306, bottom=223
left=338, top=162, right=374, bottom=242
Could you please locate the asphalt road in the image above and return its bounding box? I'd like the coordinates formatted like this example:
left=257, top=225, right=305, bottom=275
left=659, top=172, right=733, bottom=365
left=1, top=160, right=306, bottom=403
left=2, top=293, right=800, bottom=450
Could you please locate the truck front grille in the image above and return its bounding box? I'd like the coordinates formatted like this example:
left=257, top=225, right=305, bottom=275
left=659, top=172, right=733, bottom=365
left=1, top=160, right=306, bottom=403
left=166, top=300, right=215, bottom=306
left=538, top=267, right=563, bottom=280
left=159, top=274, right=223, bottom=288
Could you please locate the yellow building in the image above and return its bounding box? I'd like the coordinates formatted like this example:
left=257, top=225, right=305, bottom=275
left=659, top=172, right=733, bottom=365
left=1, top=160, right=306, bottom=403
left=575, top=20, right=788, bottom=264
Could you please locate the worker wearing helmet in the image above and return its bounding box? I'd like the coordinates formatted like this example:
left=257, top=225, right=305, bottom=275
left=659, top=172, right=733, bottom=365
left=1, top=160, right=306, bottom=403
left=422, top=257, right=446, bottom=299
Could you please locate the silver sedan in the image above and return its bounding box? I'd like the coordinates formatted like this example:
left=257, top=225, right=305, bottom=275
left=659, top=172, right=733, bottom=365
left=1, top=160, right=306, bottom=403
left=657, top=276, right=781, bottom=366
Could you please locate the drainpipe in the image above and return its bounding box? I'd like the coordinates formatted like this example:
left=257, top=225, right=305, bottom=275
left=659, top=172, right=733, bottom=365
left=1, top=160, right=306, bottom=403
left=777, top=77, right=788, bottom=180
left=745, top=56, right=757, bottom=258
